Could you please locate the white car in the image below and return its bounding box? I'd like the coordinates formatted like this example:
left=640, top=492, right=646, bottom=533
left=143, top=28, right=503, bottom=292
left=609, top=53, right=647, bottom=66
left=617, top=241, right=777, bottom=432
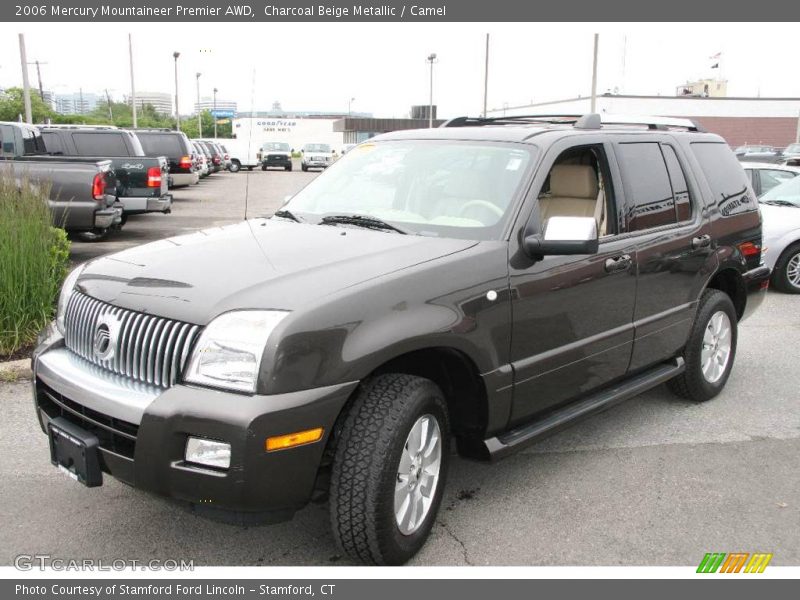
left=760, top=175, right=800, bottom=293
left=192, top=142, right=210, bottom=177
left=742, top=162, right=800, bottom=197
left=301, top=143, right=334, bottom=171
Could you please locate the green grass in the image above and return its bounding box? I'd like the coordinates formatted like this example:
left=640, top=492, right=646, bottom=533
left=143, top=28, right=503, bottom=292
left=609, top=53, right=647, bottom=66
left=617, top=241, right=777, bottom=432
left=0, top=169, right=70, bottom=357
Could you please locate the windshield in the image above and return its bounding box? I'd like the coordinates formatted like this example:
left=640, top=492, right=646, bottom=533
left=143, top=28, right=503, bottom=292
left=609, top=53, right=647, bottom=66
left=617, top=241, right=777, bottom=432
left=760, top=174, right=800, bottom=207
left=263, top=142, right=290, bottom=152
left=785, top=144, right=800, bottom=154
left=304, top=143, right=331, bottom=153
left=283, top=140, right=535, bottom=241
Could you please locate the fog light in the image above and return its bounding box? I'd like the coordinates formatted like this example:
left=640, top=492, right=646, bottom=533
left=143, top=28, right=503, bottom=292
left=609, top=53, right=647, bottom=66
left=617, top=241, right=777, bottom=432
left=185, top=437, right=231, bottom=469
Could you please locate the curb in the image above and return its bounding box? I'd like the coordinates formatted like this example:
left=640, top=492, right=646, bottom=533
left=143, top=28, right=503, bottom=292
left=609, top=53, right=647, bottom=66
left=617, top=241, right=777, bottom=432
left=0, top=358, right=33, bottom=383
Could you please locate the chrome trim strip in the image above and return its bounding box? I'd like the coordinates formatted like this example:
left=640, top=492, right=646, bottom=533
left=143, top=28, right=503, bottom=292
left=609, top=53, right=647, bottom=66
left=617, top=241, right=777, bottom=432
left=35, top=347, right=160, bottom=425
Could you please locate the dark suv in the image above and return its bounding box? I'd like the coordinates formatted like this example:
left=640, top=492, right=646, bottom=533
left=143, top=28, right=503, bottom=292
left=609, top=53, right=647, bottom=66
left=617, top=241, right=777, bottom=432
left=132, top=129, right=197, bottom=188
left=32, top=114, right=769, bottom=565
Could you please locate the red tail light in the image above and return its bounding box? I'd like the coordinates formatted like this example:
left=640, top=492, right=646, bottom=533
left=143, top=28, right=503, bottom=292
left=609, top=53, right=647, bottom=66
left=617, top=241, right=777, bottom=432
left=224, top=154, right=229, bottom=160
left=147, top=166, right=162, bottom=188
left=738, top=242, right=761, bottom=257
left=179, top=155, right=192, bottom=169
left=92, top=173, right=106, bottom=201
left=213, top=156, right=221, bottom=165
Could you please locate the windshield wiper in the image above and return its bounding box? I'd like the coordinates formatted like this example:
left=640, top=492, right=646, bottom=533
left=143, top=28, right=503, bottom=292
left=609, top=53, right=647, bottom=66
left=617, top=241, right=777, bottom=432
left=761, top=200, right=798, bottom=208
left=273, top=209, right=304, bottom=222
left=319, top=214, right=410, bottom=234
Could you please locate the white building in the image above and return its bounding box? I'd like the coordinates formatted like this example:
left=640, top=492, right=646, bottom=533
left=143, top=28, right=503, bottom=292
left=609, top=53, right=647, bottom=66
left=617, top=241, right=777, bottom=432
left=194, top=97, right=237, bottom=115
left=128, top=91, right=173, bottom=115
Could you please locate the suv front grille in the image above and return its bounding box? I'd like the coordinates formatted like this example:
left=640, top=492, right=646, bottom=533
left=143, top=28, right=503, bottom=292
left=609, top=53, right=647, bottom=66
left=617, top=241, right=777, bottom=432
left=64, top=291, right=200, bottom=388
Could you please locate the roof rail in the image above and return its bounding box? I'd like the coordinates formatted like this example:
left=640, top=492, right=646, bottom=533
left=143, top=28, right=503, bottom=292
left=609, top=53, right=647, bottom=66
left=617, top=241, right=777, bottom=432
left=38, top=124, right=119, bottom=130
left=441, top=113, right=706, bottom=132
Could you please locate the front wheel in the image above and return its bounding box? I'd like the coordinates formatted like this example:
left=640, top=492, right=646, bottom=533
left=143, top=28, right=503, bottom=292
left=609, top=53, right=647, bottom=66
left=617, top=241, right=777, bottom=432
left=668, top=289, right=737, bottom=402
left=330, top=374, right=450, bottom=565
left=285, top=164, right=293, bottom=172
left=261, top=164, right=267, bottom=171
left=771, top=242, right=800, bottom=294
left=229, top=160, right=241, bottom=173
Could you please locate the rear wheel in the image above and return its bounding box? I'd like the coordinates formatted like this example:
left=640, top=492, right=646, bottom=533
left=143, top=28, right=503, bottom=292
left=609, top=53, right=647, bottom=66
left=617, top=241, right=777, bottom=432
left=74, top=228, right=110, bottom=243
left=771, top=242, right=800, bottom=294
left=246, top=166, right=254, bottom=171
left=668, top=289, right=737, bottom=402
left=330, top=374, right=450, bottom=565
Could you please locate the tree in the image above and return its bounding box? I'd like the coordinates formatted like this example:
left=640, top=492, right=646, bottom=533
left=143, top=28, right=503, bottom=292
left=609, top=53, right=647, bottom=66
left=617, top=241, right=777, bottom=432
left=0, top=87, right=55, bottom=123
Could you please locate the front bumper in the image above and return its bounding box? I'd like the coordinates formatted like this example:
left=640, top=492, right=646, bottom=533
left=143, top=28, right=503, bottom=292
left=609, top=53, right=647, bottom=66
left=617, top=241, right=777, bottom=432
left=32, top=332, right=358, bottom=523
left=741, top=265, right=771, bottom=321
left=264, top=155, right=292, bottom=167
left=304, top=160, right=329, bottom=168
left=119, top=194, right=173, bottom=215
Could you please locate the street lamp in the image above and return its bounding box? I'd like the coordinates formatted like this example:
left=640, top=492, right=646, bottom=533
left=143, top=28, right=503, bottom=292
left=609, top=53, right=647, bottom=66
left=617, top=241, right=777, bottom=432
left=426, top=53, right=437, bottom=128
left=173, top=51, right=180, bottom=130
left=196, top=72, right=202, bottom=137
left=213, top=87, right=218, bottom=139
left=348, top=97, right=355, bottom=116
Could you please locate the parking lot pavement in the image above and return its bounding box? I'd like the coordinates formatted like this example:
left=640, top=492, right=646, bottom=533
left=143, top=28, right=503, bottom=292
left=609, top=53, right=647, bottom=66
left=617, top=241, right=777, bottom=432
left=2, top=290, right=798, bottom=567
left=69, top=165, right=320, bottom=265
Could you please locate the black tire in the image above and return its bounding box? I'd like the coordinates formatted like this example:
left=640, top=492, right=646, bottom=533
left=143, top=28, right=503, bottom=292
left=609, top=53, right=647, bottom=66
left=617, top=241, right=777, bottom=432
left=261, top=164, right=267, bottom=171
left=246, top=166, right=254, bottom=171
left=330, top=374, right=450, bottom=565
left=771, top=242, right=800, bottom=294
left=229, top=160, right=241, bottom=173
left=285, top=164, right=292, bottom=172
left=667, top=289, right=737, bottom=402
left=301, top=164, right=308, bottom=172
left=74, top=228, right=110, bottom=243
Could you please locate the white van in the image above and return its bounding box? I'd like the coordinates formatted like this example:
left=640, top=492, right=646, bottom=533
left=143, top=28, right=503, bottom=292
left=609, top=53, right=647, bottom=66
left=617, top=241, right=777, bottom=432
left=224, top=138, right=261, bottom=172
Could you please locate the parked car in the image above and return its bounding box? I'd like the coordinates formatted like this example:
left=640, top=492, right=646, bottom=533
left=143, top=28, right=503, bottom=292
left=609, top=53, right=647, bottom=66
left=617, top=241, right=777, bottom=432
left=779, top=142, right=800, bottom=165
left=0, top=121, right=121, bottom=241
left=300, top=142, right=333, bottom=171
left=32, top=113, right=769, bottom=566
left=39, top=126, right=171, bottom=223
left=195, top=140, right=222, bottom=173
left=759, top=176, right=800, bottom=293
left=192, top=141, right=210, bottom=178
left=132, top=129, right=198, bottom=188
left=198, top=139, right=232, bottom=171
left=257, top=141, right=293, bottom=171
left=735, top=144, right=782, bottom=163
left=741, top=162, right=800, bottom=196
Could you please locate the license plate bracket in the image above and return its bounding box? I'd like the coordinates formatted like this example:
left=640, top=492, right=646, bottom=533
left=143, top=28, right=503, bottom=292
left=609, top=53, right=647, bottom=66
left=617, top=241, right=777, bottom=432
left=48, top=417, right=103, bottom=487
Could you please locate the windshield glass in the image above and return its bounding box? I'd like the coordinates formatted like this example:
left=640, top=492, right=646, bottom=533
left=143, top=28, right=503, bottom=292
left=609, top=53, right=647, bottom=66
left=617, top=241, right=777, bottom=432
left=785, top=144, right=800, bottom=154
left=760, top=175, right=800, bottom=207
left=283, top=140, right=535, bottom=241
left=305, top=143, right=331, bottom=153
left=263, top=142, right=290, bottom=152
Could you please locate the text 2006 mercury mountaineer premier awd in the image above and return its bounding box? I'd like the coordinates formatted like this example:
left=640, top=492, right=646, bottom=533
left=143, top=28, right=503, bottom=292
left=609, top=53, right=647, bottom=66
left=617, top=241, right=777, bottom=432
left=32, top=114, right=770, bottom=565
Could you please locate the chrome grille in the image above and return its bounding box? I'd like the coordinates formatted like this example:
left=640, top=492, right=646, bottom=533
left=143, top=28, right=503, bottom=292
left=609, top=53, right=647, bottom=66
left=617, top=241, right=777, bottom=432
left=63, top=291, right=200, bottom=388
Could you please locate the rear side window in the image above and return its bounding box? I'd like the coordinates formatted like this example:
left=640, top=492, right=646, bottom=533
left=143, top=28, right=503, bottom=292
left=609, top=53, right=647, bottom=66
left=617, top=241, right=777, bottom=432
left=72, top=132, right=129, bottom=156
left=661, top=145, right=692, bottom=222
left=137, top=133, right=184, bottom=158
left=41, top=131, right=64, bottom=155
left=691, top=142, right=756, bottom=216
left=616, top=142, right=676, bottom=231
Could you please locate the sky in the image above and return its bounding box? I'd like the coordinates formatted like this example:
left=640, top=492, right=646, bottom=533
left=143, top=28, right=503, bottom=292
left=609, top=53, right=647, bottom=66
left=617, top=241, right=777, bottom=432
left=1, top=22, right=799, bottom=118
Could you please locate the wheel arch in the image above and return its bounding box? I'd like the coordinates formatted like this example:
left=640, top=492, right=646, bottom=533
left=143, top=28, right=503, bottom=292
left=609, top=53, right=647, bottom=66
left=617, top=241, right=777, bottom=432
left=705, top=267, right=746, bottom=320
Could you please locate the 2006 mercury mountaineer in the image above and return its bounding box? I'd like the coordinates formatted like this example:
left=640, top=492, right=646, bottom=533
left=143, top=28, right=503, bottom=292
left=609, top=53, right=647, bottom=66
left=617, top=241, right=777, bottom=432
left=33, top=114, right=770, bottom=565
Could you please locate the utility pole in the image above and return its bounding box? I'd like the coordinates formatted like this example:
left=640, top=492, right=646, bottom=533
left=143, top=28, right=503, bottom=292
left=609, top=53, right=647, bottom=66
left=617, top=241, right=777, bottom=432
left=213, top=87, right=218, bottom=138
left=79, top=88, right=84, bottom=115
left=18, top=34, right=33, bottom=124
left=796, top=109, right=800, bottom=143
left=196, top=72, right=202, bottom=137
left=105, top=89, right=113, bottom=122
left=427, top=53, right=437, bottom=128
left=129, top=34, right=137, bottom=128
left=32, top=60, right=47, bottom=101
left=482, top=34, right=489, bottom=118
left=590, top=33, right=599, bottom=113
left=173, top=51, right=181, bottom=130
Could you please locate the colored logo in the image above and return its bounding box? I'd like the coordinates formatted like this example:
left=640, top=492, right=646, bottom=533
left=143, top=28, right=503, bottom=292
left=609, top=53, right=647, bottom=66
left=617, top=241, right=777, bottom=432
left=697, top=552, right=773, bottom=573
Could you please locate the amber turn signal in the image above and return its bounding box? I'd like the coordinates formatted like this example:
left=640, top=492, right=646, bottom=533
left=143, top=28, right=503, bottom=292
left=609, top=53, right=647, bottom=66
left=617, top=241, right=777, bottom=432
left=265, top=428, right=324, bottom=452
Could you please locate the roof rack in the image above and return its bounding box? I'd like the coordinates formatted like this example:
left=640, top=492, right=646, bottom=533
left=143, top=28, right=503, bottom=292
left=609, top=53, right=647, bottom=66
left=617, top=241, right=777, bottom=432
left=440, top=113, right=706, bottom=132
left=39, top=123, right=119, bottom=130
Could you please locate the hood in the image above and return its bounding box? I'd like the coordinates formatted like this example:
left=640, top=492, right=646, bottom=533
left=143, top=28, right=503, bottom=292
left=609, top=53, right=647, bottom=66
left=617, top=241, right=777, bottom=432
left=760, top=202, right=800, bottom=239
left=77, top=219, right=477, bottom=325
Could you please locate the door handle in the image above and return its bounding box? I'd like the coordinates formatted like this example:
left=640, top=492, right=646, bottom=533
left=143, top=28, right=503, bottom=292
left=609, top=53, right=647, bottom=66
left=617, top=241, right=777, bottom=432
left=604, top=254, right=632, bottom=273
left=692, top=234, right=712, bottom=249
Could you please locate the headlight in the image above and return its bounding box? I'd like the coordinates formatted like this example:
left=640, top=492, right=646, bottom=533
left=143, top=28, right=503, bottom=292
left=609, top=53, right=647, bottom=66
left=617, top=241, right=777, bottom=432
left=184, top=310, right=289, bottom=393
left=55, top=266, right=84, bottom=335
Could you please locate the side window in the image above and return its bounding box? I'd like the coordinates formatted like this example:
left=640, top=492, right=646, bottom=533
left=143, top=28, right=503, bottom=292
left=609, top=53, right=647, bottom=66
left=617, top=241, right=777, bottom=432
left=616, top=142, right=676, bottom=232
left=21, top=128, right=41, bottom=155
left=661, top=145, right=693, bottom=222
left=72, top=132, right=129, bottom=156
left=536, top=144, right=616, bottom=237
left=41, top=132, right=64, bottom=155
left=690, top=142, right=756, bottom=216
left=758, top=170, right=797, bottom=196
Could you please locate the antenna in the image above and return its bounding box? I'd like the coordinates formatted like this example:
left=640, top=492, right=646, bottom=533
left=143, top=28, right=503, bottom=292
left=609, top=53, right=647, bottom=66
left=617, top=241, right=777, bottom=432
left=244, top=67, right=256, bottom=221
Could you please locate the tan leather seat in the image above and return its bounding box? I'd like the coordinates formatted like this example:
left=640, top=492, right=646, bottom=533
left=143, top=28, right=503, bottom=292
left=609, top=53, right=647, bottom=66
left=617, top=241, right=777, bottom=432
left=539, top=164, right=599, bottom=223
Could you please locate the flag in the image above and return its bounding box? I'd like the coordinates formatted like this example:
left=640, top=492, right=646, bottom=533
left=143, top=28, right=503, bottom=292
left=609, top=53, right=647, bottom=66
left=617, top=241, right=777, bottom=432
left=711, top=63, right=719, bottom=69
left=710, top=52, right=721, bottom=59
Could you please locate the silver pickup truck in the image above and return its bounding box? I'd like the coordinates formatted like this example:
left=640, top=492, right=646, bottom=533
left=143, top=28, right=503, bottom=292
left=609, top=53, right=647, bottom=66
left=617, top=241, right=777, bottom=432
left=1, top=122, right=121, bottom=241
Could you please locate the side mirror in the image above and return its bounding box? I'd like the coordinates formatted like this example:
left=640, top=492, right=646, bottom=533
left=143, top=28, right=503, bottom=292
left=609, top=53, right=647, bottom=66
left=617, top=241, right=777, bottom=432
left=523, top=216, right=599, bottom=258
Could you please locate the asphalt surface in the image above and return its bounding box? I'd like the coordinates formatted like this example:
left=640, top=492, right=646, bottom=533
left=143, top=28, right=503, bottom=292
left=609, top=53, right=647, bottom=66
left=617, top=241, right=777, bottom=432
left=2, top=169, right=799, bottom=566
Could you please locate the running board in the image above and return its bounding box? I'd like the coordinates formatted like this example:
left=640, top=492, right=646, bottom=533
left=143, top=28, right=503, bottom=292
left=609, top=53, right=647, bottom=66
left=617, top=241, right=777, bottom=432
left=479, top=357, right=685, bottom=461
